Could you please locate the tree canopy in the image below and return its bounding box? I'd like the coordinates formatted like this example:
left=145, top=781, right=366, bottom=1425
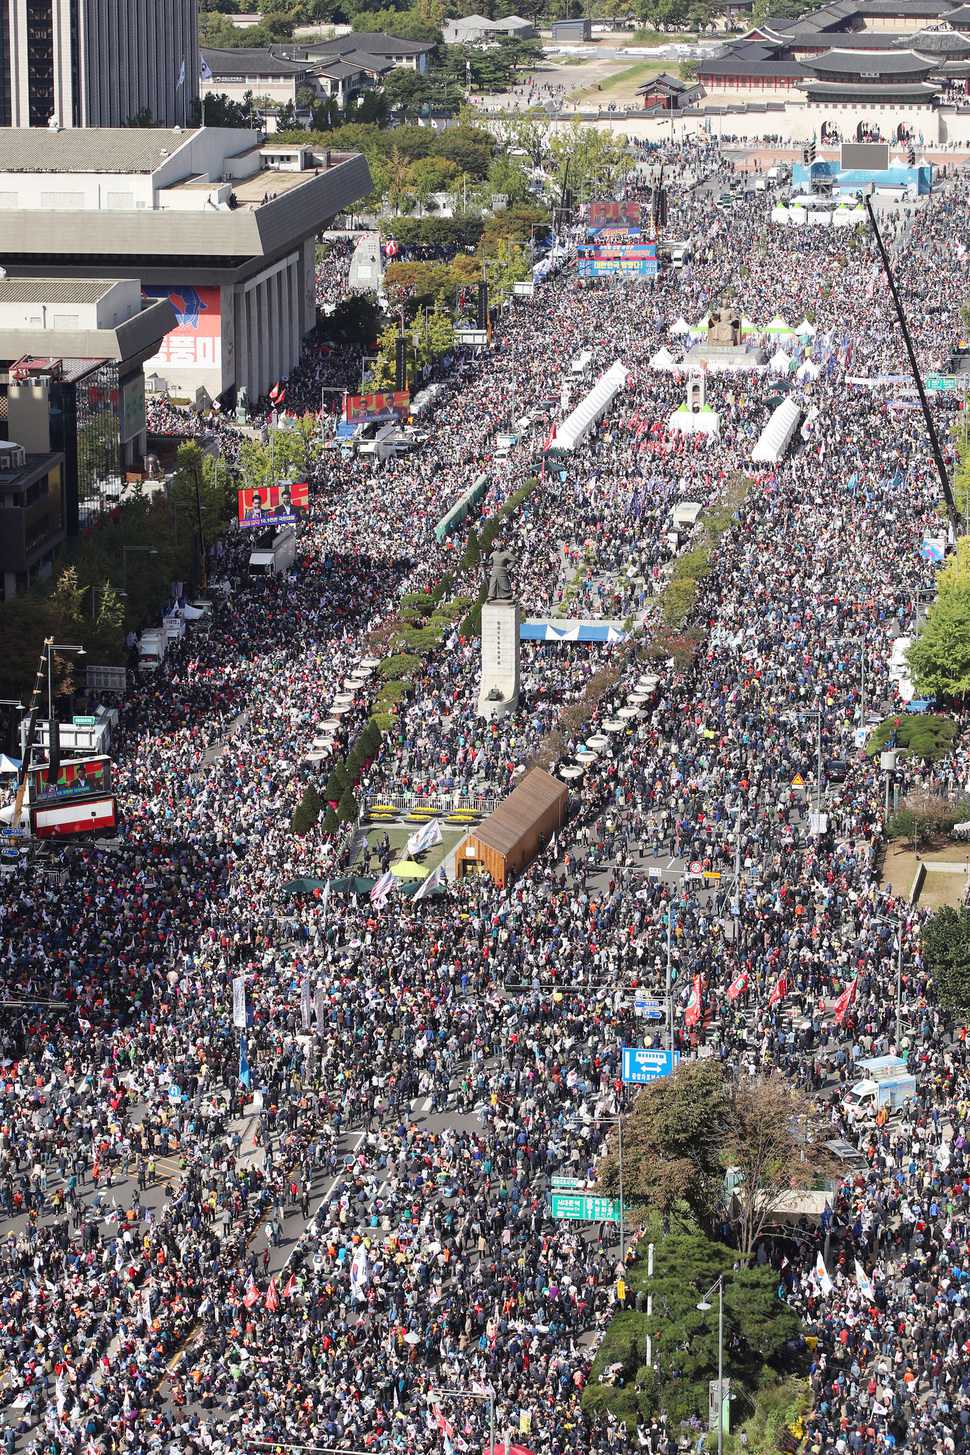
left=923, top=905, right=970, bottom=1015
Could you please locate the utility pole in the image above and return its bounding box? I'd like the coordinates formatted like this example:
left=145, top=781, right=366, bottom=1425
left=816, top=700, right=823, bottom=816
left=865, top=196, right=958, bottom=531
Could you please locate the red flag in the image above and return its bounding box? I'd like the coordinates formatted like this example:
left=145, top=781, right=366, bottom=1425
left=242, top=1276, right=260, bottom=1309
left=725, top=971, right=749, bottom=1002
left=684, top=974, right=703, bottom=1027
left=283, top=1272, right=298, bottom=1299
left=265, top=1275, right=279, bottom=1312
left=833, top=978, right=857, bottom=1025
left=767, top=971, right=788, bottom=1009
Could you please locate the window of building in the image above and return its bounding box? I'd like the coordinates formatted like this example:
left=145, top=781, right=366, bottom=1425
left=41, top=192, right=86, bottom=209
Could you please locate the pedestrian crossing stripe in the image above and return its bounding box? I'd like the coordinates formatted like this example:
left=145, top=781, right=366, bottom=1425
left=791, top=773, right=805, bottom=787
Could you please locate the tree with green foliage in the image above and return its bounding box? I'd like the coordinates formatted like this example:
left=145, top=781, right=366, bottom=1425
left=337, top=786, right=359, bottom=824
left=598, top=1060, right=730, bottom=1231
left=908, top=584, right=970, bottom=699
left=491, top=108, right=551, bottom=168
left=291, top=785, right=323, bottom=835
left=324, top=761, right=348, bottom=804
left=725, top=1074, right=832, bottom=1260
left=238, top=419, right=324, bottom=490
left=89, top=582, right=126, bottom=661
left=584, top=1225, right=801, bottom=1430
left=549, top=121, right=628, bottom=204
left=49, top=566, right=86, bottom=635
left=886, top=789, right=968, bottom=847
left=866, top=713, right=956, bottom=763
left=923, top=904, right=970, bottom=1014
left=326, top=291, right=382, bottom=349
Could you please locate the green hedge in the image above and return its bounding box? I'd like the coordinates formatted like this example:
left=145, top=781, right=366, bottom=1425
left=379, top=653, right=421, bottom=680
left=866, top=714, right=955, bottom=763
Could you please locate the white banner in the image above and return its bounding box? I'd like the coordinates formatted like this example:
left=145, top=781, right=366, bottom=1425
left=231, top=975, right=247, bottom=1029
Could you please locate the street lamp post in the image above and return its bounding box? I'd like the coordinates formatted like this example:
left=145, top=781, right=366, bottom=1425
left=697, top=1274, right=726, bottom=1455
left=591, top=1112, right=625, bottom=1270
left=875, top=909, right=906, bottom=1049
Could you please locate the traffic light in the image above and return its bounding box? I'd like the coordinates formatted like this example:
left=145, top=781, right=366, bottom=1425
left=477, top=281, right=488, bottom=331
left=395, top=334, right=407, bottom=391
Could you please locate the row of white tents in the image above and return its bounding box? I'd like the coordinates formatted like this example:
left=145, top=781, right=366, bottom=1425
left=668, top=313, right=818, bottom=341
left=771, top=203, right=866, bottom=228
left=649, top=345, right=821, bottom=379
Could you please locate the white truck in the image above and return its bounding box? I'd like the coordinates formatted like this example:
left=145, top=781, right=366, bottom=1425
left=843, top=1055, right=917, bottom=1123
left=137, top=628, right=167, bottom=674
left=249, top=526, right=297, bottom=577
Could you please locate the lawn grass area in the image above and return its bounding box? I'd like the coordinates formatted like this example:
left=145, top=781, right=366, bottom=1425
left=879, top=838, right=970, bottom=902
left=569, top=59, right=692, bottom=103
left=351, top=821, right=463, bottom=876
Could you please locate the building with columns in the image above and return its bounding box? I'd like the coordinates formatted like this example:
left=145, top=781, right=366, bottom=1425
left=1, top=0, right=199, bottom=128
left=0, top=126, right=371, bottom=405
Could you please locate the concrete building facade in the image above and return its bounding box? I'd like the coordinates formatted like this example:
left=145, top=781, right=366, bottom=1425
left=2, top=0, right=199, bottom=128
left=0, top=126, right=371, bottom=404
left=0, top=276, right=176, bottom=537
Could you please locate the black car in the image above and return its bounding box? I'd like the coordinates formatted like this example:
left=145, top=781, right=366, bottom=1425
left=824, top=757, right=850, bottom=782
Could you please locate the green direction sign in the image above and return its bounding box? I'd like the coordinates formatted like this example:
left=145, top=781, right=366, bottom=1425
left=549, top=1192, right=622, bottom=1223
left=550, top=1176, right=589, bottom=1190
left=72, top=716, right=97, bottom=727
left=925, top=374, right=958, bottom=393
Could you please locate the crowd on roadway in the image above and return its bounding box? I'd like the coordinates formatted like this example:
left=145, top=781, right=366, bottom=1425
left=2, top=148, right=970, bottom=1455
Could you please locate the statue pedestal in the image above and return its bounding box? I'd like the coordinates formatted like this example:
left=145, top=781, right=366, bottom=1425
left=478, top=599, right=521, bottom=719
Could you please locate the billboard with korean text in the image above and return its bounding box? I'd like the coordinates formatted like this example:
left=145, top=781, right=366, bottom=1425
left=143, top=285, right=222, bottom=373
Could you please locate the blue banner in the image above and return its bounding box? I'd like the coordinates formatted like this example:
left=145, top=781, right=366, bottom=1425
left=239, top=1033, right=251, bottom=1090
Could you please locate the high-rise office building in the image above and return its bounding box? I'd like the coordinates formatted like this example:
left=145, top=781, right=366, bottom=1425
left=0, top=0, right=198, bottom=129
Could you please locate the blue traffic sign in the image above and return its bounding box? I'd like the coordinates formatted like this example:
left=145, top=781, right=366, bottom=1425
left=634, top=996, right=665, bottom=1021
left=621, top=1047, right=680, bottom=1084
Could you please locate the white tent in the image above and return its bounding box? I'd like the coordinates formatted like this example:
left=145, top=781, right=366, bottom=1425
left=649, top=345, right=677, bottom=371
left=740, top=316, right=756, bottom=336
left=669, top=317, right=691, bottom=336
left=752, top=397, right=803, bottom=465
left=0, top=754, right=19, bottom=775
left=766, top=315, right=792, bottom=336
left=796, top=358, right=820, bottom=381
left=552, top=361, right=628, bottom=453
left=833, top=205, right=864, bottom=228
left=770, top=206, right=791, bottom=225
left=795, top=318, right=816, bottom=338
left=688, top=312, right=711, bottom=337
left=788, top=206, right=807, bottom=226
left=768, top=348, right=792, bottom=375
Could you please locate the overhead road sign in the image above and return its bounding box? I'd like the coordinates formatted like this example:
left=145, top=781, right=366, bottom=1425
left=622, top=1047, right=680, bottom=1084
left=549, top=1192, right=622, bottom=1222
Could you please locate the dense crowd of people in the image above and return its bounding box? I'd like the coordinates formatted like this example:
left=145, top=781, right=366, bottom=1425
left=2, top=145, right=970, bottom=1455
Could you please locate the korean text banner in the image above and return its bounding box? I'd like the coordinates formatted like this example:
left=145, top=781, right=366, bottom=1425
left=237, top=482, right=309, bottom=529
left=143, top=285, right=222, bottom=372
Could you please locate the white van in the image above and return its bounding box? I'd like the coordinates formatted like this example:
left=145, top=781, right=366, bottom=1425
left=138, top=629, right=166, bottom=674
left=569, top=350, right=593, bottom=379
